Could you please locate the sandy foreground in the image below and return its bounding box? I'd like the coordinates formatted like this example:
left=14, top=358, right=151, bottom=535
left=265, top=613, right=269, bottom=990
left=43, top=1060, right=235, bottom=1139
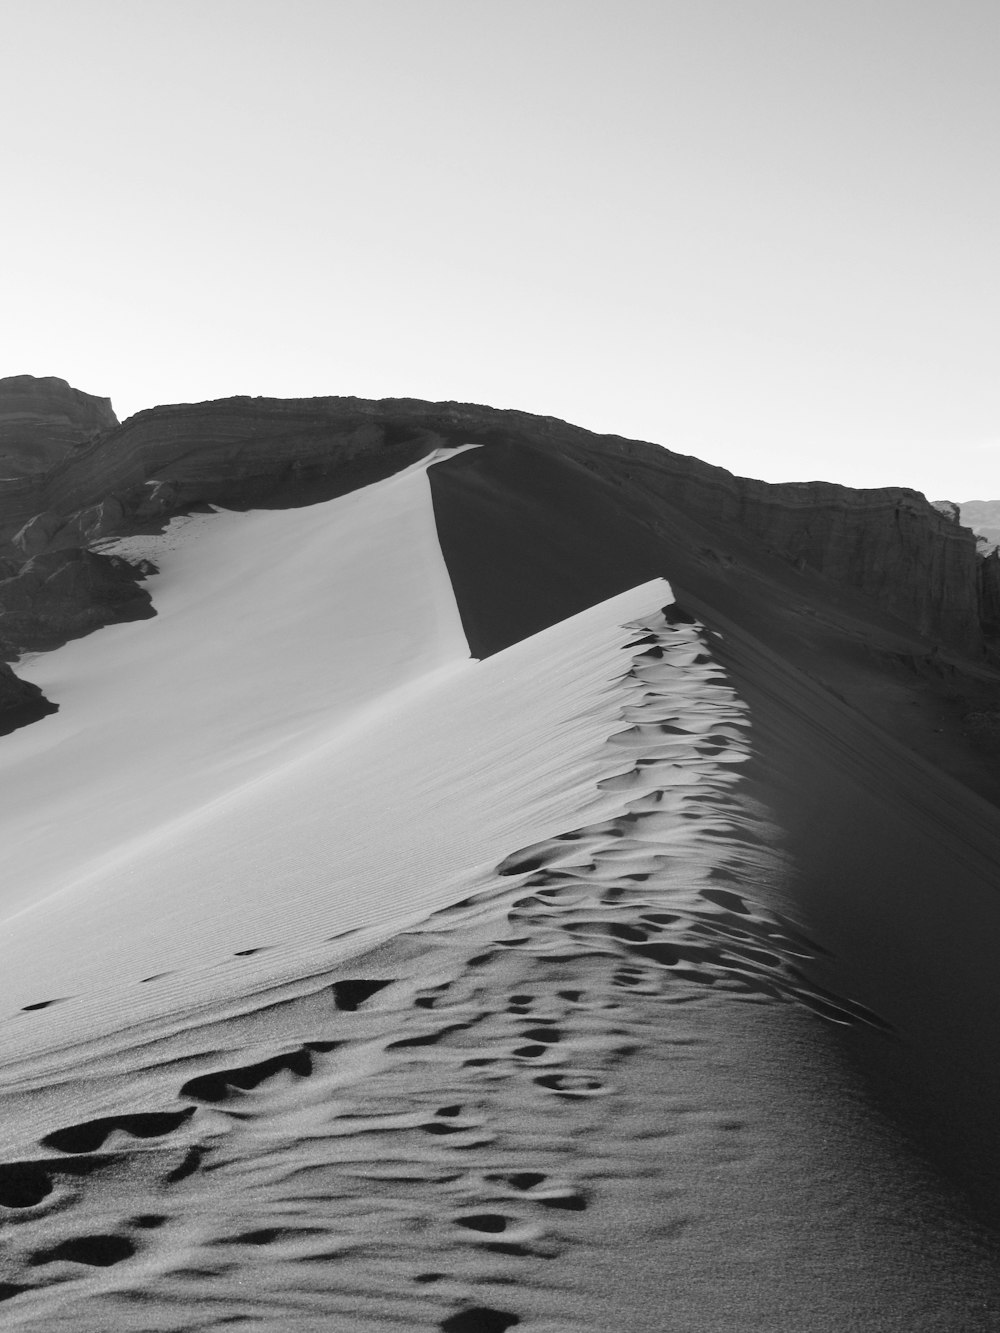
left=1, top=449, right=1000, bottom=1329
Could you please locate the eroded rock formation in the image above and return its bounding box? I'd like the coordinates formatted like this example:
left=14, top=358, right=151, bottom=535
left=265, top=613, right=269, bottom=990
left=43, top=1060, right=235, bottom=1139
left=0, top=375, right=117, bottom=478
left=0, top=547, right=156, bottom=658
left=0, top=376, right=995, bottom=718
left=0, top=660, right=56, bottom=734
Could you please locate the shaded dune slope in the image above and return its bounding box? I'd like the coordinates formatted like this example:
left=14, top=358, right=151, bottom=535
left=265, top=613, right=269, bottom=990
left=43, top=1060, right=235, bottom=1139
left=428, top=444, right=667, bottom=657
left=429, top=442, right=1000, bottom=1232
left=431, top=440, right=1000, bottom=807
left=722, top=623, right=1000, bottom=1226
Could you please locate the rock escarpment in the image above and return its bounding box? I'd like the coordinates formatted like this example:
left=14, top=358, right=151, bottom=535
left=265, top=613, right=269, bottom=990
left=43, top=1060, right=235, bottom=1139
left=0, top=659, right=56, bottom=735
left=570, top=433, right=983, bottom=654
left=981, top=550, right=1000, bottom=641
left=0, top=375, right=117, bottom=478
left=0, top=377, right=994, bottom=716
left=0, top=547, right=156, bottom=655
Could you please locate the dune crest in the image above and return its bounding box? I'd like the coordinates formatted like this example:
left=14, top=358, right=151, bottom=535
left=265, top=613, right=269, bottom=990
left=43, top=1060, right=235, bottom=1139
left=0, top=589, right=907, bottom=1330
left=3, top=384, right=1000, bottom=1326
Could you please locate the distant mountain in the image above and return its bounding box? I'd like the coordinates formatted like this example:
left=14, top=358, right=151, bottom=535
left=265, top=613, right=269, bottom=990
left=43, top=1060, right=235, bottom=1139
left=0, top=374, right=117, bottom=477
left=960, top=499, right=1000, bottom=553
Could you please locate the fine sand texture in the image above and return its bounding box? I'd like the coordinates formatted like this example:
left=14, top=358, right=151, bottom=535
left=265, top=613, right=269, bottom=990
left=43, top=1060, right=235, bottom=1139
left=2, top=445, right=1000, bottom=1328
left=430, top=442, right=1000, bottom=1224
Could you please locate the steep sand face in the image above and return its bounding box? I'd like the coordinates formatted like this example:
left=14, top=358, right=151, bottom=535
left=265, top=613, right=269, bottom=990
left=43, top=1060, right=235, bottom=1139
left=717, top=619, right=1000, bottom=1227
left=429, top=442, right=1000, bottom=807
left=0, top=454, right=472, bottom=948
left=429, top=443, right=1000, bottom=1235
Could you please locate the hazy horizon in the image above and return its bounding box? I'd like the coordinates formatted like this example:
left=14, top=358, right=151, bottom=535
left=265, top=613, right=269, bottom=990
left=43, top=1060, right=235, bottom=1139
left=3, top=0, right=997, bottom=500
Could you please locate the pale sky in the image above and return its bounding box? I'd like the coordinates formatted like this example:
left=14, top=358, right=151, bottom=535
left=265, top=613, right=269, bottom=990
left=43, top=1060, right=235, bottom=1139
left=2, top=0, right=997, bottom=500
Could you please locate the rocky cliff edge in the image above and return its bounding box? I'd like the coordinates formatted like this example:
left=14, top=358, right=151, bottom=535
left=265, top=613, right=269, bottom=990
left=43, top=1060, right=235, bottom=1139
left=0, top=379, right=994, bottom=716
left=0, top=375, right=117, bottom=479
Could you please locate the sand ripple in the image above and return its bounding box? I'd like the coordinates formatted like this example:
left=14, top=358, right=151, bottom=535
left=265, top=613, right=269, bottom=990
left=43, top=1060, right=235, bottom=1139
left=0, top=602, right=889, bottom=1330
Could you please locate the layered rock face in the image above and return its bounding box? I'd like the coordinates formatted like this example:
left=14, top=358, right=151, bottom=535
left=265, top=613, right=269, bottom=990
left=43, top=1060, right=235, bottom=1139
left=733, top=482, right=976, bottom=649
left=0, top=383, right=993, bottom=716
left=565, top=430, right=984, bottom=654
left=0, top=375, right=118, bottom=478
left=981, top=551, right=1000, bottom=640
left=40, top=399, right=434, bottom=528
left=0, top=660, right=56, bottom=734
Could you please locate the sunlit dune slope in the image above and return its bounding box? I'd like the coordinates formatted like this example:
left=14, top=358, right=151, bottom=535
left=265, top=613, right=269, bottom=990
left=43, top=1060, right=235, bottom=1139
left=2, top=431, right=1000, bottom=1330
left=0, top=452, right=471, bottom=925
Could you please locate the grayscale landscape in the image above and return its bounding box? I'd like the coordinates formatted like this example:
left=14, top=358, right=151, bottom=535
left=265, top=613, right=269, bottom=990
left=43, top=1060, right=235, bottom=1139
left=2, top=3, right=998, bottom=1328
left=0, top=376, right=999, bottom=1330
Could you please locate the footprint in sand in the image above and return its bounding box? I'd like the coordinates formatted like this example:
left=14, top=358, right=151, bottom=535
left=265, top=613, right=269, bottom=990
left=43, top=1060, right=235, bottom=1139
left=19, top=997, right=70, bottom=1012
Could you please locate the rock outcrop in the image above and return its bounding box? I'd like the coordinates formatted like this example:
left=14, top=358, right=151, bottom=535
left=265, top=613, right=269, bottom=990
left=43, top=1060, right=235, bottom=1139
left=0, top=548, right=156, bottom=658
left=0, top=659, right=57, bottom=734
left=0, top=384, right=992, bottom=668
left=0, top=375, right=118, bottom=478
left=567, top=431, right=984, bottom=654
left=981, top=550, right=1000, bottom=643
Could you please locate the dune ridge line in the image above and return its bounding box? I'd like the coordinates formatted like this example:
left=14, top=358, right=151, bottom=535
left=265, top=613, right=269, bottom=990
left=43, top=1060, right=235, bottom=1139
left=0, top=589, right=889, bottom=1329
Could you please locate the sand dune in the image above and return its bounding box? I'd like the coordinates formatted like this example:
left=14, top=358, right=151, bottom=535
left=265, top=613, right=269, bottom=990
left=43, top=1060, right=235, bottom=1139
left=0, top=452, right=471, bottom=923
left=0, top=592, right=917, bottom=1331
left=3, top=444, right=1000, bottom=1329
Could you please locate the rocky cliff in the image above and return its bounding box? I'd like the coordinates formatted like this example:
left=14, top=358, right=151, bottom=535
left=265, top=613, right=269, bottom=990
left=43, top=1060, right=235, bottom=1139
left=562, top=430, right=983, bottom=654
left=0, top=377, right=993, bottom=719
left=981, top=549, right=1000, bottom=641
left=0, top=375, right=117, bottom=478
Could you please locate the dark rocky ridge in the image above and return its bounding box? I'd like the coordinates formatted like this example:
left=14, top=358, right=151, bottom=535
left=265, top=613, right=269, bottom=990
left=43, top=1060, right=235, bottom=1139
left=0, top=547, right=157, bottom=654
left=0, top=377, right=997, bottom=755
left=981, top=550, right=1000, bottom=641
left=0, top=660, right=57, bottom=735
left=0, top=375, right=117, bottom=478
left=3, top=390, right=989, bottom=642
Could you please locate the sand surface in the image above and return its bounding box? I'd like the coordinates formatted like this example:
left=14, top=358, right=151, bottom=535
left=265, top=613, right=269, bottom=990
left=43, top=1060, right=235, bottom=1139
left=1, top=453, right=471, bottom=920
left=2, top=446, right=1000, bottom=1329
